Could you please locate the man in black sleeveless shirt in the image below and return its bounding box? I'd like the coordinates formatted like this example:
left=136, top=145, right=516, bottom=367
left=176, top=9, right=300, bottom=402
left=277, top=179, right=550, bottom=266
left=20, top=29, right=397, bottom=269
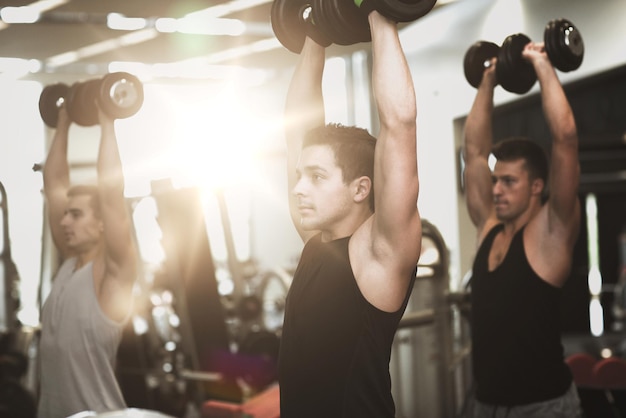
left=278, top=10, right=422, bottom=418
left=462, top=40, right=582, bottom=416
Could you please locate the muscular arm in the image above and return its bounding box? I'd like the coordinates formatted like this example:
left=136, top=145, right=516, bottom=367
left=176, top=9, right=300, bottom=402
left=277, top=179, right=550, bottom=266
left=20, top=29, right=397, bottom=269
left=96, top=107, right=138, bottom=321
left=523, top=43, right=581, bottom=286
left=368, top=12, right=421, bottom=277
left=523, top=43, right=580, bottom=287
left=285, top=37, right=326, bottom=242
left=462, top=61, right=498, bottom=237
left=526, top=44, right=580, bottom=231
left=42, top=107, right=72, bottom=258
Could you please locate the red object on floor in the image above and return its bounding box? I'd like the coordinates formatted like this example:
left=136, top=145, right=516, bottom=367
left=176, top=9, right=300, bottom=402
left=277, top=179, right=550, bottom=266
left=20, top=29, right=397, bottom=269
left=202, top=384, right=280, bottom=418
left=593, top=357, right=626, bottom=389
left=565, top=352, right=599, bottom=388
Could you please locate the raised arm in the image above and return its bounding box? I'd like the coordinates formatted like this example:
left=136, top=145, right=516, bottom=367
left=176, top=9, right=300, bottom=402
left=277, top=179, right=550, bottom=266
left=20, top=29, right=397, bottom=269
left=525, top=42, right=580, bottom=242
left=369, top=12, right=421, bottom=274
left=96, top=106, right=138, bottom=321
left=43, top=107, right=72, bottom=258
left=462, top=60, right=498, bottom=237
left=285, top=37, right=326, bottom=242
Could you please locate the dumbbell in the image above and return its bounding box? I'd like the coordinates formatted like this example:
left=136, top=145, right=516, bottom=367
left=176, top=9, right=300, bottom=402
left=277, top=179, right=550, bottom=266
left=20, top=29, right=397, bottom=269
left=271, top=0, right=437, bottom=53
left=38, top=71, right=144, bottom=128
left=270, top=0, right=333, bottom=54
left=463, top=18, right=584, bottom=94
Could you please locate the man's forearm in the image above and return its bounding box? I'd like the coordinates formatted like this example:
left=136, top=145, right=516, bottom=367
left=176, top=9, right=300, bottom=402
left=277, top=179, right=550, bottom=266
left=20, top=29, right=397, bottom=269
left=370, top=12, right=416, bottom=129
left=464, top=79, right=495, bottom=159
left=285, top=37, right=326, bottom=144
left=43, top=122, right=71, bottom=191
left=535, top=61, right=577, bottom=144
left=97, top=120, right=125, bottom=196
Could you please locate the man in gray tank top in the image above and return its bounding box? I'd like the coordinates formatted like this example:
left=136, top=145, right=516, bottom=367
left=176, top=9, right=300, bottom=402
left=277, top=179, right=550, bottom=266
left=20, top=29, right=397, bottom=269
left=461, top=39, right=582, bottom=416
left=38, top=102, right=138, bottom=417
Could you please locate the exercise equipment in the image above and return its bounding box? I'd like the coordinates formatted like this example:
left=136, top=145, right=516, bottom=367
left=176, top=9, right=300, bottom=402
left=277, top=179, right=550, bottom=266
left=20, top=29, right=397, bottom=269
left=463, top=41, right=500, bottom=89
left=0, top=181, right=20, bottom=335
left=271, top=0, right=437, bottom=53
left=496, top=33, right=537, bottom=94
left=38, top=72, right=144, bottom=127
left=544, top=18, right=584, bottom=73
left=371, top=0, right=437, bottom=23
left=38, top=83, right=70, bottom=129
left=270, top=0, right=332, bottom=54
left=463, top=18, right=584, bottom=94
left=311, top=0, right=370, bottom=47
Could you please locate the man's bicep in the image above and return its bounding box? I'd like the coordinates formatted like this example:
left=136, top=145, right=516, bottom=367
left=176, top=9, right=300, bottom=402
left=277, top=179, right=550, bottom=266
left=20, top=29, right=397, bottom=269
left=101, top=197, right=136, bottom=266
left=547, top=143, right=580, bottom=222
left=373, top=130, right=420, bottom=246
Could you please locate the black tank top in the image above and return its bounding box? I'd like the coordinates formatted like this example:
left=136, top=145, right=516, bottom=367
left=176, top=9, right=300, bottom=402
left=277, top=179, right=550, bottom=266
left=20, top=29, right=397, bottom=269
left=278, top=234, right=415, bottom=418
left=470, top=224, right=572, bottom=405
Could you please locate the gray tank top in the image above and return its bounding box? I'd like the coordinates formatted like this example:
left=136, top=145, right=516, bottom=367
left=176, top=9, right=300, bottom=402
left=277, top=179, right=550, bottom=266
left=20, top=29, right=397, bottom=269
left=38, top=258, right=127, bottom=418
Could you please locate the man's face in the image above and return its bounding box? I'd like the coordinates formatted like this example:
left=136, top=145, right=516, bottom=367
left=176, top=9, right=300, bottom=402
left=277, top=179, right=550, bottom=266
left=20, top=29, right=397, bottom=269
left=60, top=194, right=103, bottom=252
left=492, top=159, right=535, bottom=222
left=292, top=144, right=353, bottom=232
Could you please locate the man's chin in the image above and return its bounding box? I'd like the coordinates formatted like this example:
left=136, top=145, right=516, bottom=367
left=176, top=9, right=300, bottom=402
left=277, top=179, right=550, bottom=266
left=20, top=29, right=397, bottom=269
left=299, top=219, right=316, bottom=231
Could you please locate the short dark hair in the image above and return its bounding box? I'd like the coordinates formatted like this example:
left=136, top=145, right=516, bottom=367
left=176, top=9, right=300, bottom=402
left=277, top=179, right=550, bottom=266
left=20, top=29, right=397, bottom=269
left=492, top=137, right=549, bottom=201
left=303, top=123, right=376, bottom=211
left=67, top=185, right=101, bottom=219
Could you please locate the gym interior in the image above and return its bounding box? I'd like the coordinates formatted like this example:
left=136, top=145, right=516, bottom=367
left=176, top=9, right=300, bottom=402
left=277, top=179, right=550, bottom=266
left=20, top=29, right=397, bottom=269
left=0, top=0, right=625, bottom=417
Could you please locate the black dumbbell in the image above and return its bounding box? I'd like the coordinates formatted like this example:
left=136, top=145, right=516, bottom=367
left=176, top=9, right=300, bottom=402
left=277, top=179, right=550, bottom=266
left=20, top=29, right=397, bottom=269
left=311, top=0, right=435, bottom=47
left=369, top=0, right=437, bottom=23
left=271, top=0, right=437, bottom=53
left=270, top=0, right=333, bottom=54
left=463, top=40, right=501, bottom=89
left=39, top=71, right=144, bottom=128
left=464, top=18, right=584, bottom=94
left=38, top=83, right=70, bottom=129
left=543, top=18, right=584, bottom=72
left=311, top=0, right=371, bottom=47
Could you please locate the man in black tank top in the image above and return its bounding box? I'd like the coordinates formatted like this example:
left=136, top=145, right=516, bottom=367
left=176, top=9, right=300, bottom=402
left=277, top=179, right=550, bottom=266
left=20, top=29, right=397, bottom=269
left=279, top=10, right=422, bottom=418
left=461, top=39, right=582, bottom=417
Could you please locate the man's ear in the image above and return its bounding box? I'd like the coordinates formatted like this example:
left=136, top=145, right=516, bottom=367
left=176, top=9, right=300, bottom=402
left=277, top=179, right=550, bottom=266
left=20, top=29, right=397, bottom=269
left=531, top=177, right=545, bottom=197
left=352, top=176, right=372, bottom=204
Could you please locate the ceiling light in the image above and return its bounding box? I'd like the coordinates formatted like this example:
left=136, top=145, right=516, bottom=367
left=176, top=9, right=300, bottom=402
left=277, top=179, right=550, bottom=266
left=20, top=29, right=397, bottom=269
left=0, top=7, right=40, bottom=23
left=107, top=13, right=148, bottom=31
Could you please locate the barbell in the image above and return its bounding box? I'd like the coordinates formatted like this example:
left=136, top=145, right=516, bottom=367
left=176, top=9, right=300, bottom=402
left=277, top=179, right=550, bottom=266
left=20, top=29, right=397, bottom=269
left=38, top=71, right=144, bottom=128
left=271, top=0, right=437, bottom=53
left=464, top=18, right=584, bottom=94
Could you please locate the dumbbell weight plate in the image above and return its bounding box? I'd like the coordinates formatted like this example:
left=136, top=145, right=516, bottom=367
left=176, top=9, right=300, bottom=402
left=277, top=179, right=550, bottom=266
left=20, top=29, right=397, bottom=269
left=99, top=72, right=144, bottom=120
left=39, top=83, right=69, bottom=128
left=66, top=79, right=100, bottom=127
left=370, top=0, right=437, bottom=23
left=496, top=33, right=537, bottom=94
left=315, top=0, right=370, bottom=46
left=463, top=41, right=500, bottom=89
left=311, top=0, right=351, bottom=46
left=302, top=4, right=333, bottom=48
left=271, top=0, right=330, bottom=54
left=544, top=18, right=584, bottom=73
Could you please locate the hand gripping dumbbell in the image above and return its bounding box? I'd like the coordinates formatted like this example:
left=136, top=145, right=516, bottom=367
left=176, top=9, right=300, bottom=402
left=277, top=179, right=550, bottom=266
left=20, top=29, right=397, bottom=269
left=463, top=18, right=584, bottom=94
left=271, top=0, right=437, bottom=53
left=38, top=72, right=144, bottom=128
